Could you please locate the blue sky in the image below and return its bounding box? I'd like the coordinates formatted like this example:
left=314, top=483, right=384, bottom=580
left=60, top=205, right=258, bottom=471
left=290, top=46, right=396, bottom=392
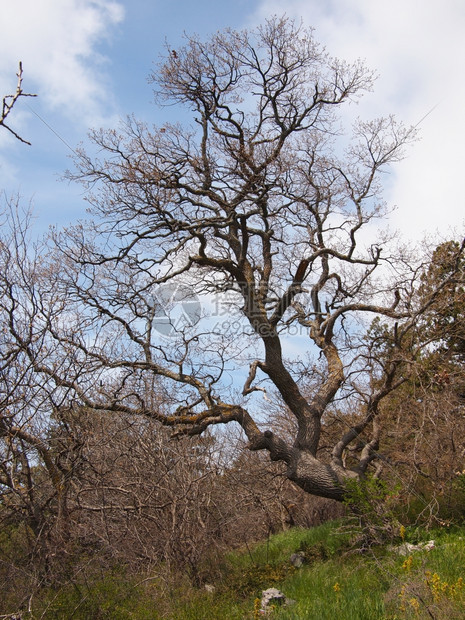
left=1, top=0, right=464, bottom=241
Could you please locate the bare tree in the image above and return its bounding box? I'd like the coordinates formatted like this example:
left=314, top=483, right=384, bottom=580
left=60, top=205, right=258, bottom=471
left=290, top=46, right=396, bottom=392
left=11, top=18, right=463, bottom=503
left=1, top=62, right=36, bottom=145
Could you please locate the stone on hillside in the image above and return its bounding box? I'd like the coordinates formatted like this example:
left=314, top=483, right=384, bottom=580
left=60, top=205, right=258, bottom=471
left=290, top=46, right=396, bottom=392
left=260, top=588, right=291, bottom=613
left=395, top=540, right=435, bottom=556
left=290, top=551, right=306, bottom=567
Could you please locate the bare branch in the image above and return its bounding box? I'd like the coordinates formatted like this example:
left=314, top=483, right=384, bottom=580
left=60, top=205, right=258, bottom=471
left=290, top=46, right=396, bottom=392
left=1, top=62, right=36, bottom=145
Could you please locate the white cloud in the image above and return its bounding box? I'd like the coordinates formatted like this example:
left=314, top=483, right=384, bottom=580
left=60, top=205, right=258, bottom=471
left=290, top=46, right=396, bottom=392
left=253, top=0, right=465, bottom=240
left=0, top=0, right=125, bottom=128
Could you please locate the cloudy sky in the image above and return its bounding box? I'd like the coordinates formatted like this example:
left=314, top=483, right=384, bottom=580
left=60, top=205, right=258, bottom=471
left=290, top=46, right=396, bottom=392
left=1, top=0, right=464, bottom=242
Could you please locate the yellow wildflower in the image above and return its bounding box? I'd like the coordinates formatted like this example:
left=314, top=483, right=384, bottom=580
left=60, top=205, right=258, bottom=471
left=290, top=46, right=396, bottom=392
left=409, top=597, right=420, bottom=612
left=402, top=556, right=413, bottom=572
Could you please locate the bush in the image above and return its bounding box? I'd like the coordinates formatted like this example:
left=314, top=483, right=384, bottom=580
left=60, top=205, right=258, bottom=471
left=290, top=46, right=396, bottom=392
left=342, top=477, right=403, bottom=548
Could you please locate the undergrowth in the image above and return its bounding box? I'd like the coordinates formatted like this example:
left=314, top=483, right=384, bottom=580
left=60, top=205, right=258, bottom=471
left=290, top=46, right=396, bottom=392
left=2, top=520, right=465, bottom=619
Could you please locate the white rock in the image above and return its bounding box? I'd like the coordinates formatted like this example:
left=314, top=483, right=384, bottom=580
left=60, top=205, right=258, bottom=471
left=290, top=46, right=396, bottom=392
left=396, top=540, right=435, bottom=555
left=261, top=587, right=286, bottom=610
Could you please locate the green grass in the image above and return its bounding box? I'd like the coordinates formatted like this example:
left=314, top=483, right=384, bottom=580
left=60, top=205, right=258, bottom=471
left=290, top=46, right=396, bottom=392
left=12, top=521, right=465, bottom=619
left=268, top=524, right=465, bottom=620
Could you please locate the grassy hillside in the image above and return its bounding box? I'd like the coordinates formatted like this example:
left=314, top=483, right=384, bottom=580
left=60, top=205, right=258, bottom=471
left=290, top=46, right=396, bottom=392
left=8, top=520, right=465, bottom=619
